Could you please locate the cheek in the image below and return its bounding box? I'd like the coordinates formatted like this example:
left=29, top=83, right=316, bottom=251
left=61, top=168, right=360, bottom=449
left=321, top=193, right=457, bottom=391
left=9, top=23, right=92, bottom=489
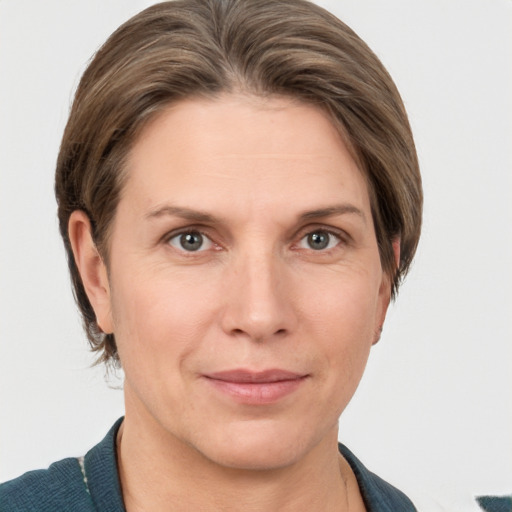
left=297, top=267, right=382, bottom=387
left=109, top=266, right=221, bottom=372
left=300, top=266, right=382, bottom=338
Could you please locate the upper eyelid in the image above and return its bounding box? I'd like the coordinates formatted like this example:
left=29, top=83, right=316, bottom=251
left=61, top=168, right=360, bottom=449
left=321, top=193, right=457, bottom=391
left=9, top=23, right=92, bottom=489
left=160, top=223, right=350, bottom=247
left=163, top=226, right=228, bottom=255
left=297, top=229, right=342, bottom=247
left=162, top=225, right=213, bottom=241
left=294, top=224, right=350, bottom=242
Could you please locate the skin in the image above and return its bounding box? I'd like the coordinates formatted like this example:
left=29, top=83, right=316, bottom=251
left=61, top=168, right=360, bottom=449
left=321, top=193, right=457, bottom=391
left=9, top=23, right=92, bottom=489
left=69, top=94, right=397, bottom=511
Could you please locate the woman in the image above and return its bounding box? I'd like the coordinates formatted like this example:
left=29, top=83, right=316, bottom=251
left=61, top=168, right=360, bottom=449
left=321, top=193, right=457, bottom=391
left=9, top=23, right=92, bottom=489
left=0, top=0, right=422, bottom=510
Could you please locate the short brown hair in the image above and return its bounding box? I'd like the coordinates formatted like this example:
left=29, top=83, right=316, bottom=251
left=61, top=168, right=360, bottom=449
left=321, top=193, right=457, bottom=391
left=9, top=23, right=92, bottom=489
left=55, top=0, right=422, bottom=365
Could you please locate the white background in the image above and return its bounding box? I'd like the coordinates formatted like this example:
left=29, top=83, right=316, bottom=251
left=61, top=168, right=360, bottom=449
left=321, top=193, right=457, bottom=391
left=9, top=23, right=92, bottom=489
left=1, top=1, right=511, bottom=510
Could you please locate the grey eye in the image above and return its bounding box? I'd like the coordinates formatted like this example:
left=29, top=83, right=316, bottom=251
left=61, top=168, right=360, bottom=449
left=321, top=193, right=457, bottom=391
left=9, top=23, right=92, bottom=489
left=168, top=231, right=213, bottom=252
left=180, top=232, right=203, bottom=251
left=299, top=230, right=340, bottom=251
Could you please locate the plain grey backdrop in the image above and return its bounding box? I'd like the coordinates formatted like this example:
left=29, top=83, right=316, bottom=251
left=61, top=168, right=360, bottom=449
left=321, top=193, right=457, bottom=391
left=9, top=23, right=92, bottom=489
left=1, top=1, right=511, bottom=509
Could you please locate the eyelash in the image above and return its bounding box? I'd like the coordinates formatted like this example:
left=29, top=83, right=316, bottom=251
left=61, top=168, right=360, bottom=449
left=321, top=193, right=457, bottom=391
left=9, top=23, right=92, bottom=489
left=163, top=226, right=348, bottom=254
left=296, top=229, right=344, bottom=252
left=165, top=229, right=218, bottom=253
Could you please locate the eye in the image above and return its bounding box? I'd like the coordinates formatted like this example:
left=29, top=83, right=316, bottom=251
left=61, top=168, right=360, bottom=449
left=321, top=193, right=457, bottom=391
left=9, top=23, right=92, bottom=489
left=298, top=230, right=341, bottom=251
left=168, top=231, right=213, bottom=252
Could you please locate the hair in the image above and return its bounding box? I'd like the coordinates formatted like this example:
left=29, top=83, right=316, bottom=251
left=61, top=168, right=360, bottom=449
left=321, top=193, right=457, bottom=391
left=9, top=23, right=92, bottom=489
left=55, top=0, right=422, bottom=366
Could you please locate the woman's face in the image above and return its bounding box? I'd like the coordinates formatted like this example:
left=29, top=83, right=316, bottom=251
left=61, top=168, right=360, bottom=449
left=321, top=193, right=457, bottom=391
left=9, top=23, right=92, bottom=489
left=93, top=95, right=391, bottom=470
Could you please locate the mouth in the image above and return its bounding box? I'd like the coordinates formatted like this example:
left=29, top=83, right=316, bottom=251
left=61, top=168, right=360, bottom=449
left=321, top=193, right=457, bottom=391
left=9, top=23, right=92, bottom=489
left=202, top=369, right=309, bottom=404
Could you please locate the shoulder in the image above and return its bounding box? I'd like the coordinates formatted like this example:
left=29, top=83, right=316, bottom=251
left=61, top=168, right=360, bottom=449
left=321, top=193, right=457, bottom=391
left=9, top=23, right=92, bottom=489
left=0, top=457, right=94, bottom=512
left=338, top=443, right=417, bottom=512
left=0, top=418, right=125, bottom=512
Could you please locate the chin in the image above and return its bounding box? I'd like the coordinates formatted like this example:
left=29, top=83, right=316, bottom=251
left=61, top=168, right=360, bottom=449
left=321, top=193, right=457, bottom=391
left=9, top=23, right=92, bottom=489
left=192, top=419, right=321, bottom=471
left=206, top=442, right=302, bottom=472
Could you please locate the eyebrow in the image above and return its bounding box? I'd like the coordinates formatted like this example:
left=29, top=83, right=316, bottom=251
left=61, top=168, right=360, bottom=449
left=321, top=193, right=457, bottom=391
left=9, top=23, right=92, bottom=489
left=144, top=203, right=366, bottom=224
left=298, top=204, right=367, bottom=224
left=145, top=205, right=216, bottom=223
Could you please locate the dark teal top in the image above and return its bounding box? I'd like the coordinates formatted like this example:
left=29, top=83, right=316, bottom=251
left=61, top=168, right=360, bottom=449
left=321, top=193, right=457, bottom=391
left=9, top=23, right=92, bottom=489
left=0, top=418, right=416, bottom=511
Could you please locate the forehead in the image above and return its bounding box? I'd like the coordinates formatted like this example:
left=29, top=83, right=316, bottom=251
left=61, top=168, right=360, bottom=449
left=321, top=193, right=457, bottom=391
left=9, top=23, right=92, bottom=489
left=122, top=94, right=371, bottom=219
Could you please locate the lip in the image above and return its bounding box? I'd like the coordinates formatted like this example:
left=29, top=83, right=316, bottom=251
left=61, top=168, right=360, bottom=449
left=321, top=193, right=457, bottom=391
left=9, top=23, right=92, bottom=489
left=203, top=369, right=308, bottom=404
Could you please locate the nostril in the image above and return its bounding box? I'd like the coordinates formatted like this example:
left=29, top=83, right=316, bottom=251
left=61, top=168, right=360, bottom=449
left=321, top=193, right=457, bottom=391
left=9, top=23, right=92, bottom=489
left=229, top=327, right=287, bottom=340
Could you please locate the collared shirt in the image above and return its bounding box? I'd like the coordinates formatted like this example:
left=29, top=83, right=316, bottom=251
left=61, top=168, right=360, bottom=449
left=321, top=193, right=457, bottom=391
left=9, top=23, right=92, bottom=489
left=0, top=418, right=416, bottom=511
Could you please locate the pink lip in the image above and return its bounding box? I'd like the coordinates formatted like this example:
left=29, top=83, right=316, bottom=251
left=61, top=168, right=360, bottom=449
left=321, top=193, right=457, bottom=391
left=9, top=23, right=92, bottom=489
left=203, top=369, right=308, bottom=404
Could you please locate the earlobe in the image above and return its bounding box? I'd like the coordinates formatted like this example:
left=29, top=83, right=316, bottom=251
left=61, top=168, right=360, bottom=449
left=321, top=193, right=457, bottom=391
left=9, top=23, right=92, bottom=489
left=68, top=211, right=113, bottom=334
left=392, top=237, right=401, bottom=269
left=373, top=237, right=401, bottom=345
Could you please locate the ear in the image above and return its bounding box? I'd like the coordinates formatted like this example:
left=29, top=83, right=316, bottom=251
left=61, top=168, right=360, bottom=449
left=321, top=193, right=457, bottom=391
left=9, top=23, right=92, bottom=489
left=373, top=237, right=401, bottom=345
left=68, top=210, right=114, bottom=334
left=391, top=237, right=401, bottom=271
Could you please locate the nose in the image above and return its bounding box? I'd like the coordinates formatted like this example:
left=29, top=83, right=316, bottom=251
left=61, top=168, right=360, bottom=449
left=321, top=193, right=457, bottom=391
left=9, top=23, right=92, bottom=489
left=220, top=249, right=297, bottom=343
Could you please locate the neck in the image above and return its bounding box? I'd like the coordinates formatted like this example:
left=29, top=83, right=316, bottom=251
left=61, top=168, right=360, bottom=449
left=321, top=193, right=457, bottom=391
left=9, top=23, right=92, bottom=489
left=117, top=398, right=363, bottom=512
